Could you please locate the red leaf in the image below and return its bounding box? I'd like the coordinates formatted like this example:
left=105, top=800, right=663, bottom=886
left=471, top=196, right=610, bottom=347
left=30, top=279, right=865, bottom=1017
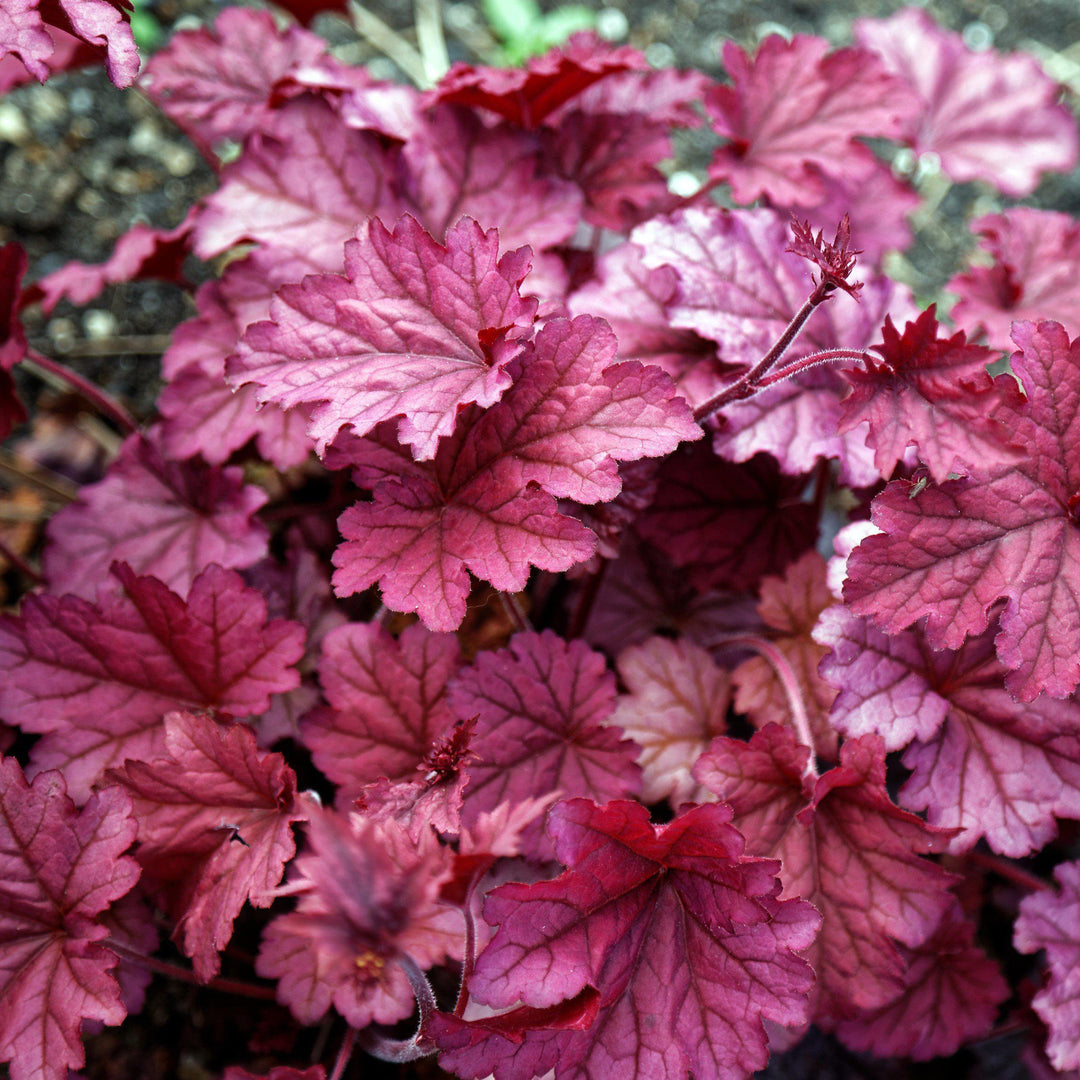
left=855, top=8, right=1078, bottom=196
left=467, top=799, right=820, bottom=1080
left=1015, top=860, right=1080, bottom=1072
left=732, top=551, right=839, bottom=759
left=448, top=630, right=640, bottom=859
left=331, top=316, right=697, bottom=629
left=429, top=32, right=646, bottom=129
left=705, top=35, right=915, bottom=206
left=257, top=810, right=462, bottom=1027
left=610, top=635, right=731, bottom=807
left=1, top=241, right=29, bottom=371
left=230, top=214, right=537, bottom=459
left=844, top=320, right=1080, bottom=700
left=41, top=433, right=270, bottom=600
left=833, top=903, right=1008, bottom=1060
left=0, top=759, right=139, bottom=1080
left=302, top=621, right=461, bottom=806
left=108, top=712, right=310, bottom=981
left=949, top=208, right=1080, bottom=351
left=815, top=606, right=1080, bottom=857
left=694, top=727, right=957, bottom=1020
left=0, top=562, right=304, bottom=800
left=836, top=305, right=1023, bottom=483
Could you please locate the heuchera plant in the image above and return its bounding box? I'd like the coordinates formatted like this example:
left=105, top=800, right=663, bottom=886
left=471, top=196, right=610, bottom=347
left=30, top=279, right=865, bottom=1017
left=5, top=2, right=1080, bottom=1077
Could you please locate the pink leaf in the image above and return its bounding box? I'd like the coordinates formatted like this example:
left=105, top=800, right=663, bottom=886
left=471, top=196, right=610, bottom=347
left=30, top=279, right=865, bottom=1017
left=610, top=635, right=730, bottom=807
left=732, top=551, right=839, bottom=759
left=1015, top=860, right=1080, bottom=1072
left=302, top=621, right=462, bottom=807
left=0, top=0, right=138, bottom=88
left=855, top=8, right=1078, bottom=196
left=192, top=97, right=406, bottom=269
left=845, top=320, right=1080, bottom=700
left=467, top=798, right=820, bottom=1080
left=108, top=712, right=310, bottom=981
left=836, top=305, right=1023, bottom=483
left=694, top=727, right=957, bottom=1020
left=331, top=316, right=697, bottom=629
left=29, top=208, right=195, bottom=314
left=429, top=32, right=646, bottom=129
left=949, top=208, right=1080, bottom=351
left=448, top=630, right=640, bottom=858
left=230, top=214, right=537, bottom=459
left=402, top=106, right=582, bottom=252
left=0, top=759, right=139, bottom=1080
left=636, top=444, right=817, bottom=593
left=833, top=903, right=1008, bottom=1060
left=42, top=434, right=269, bottom=600
left=815, top=606, right=1080, bottom=857
left=0, top=562, right=304, bottom=800
left=257, top=810, right=462, bottom=1027
left=705, top=35, right=915, bottom=206
left=140, top=7, right=360, bottom=147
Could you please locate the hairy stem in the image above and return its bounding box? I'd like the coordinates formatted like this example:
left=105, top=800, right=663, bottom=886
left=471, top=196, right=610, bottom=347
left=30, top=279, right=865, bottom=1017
left=329, top=1027, right=358, bottom=1080
left=105, top=941, right=278, bottom=1000
left=756, top=348, right=874, bottom=389
left=358, top=957, right=439, bottom=1063
left=713, top=634, right=818, bottom=776
left=24, top=349, right=138, bottom=435
left=693, top=282, right=832, bottom=423
left=454, top=855, right=496, bottom=1017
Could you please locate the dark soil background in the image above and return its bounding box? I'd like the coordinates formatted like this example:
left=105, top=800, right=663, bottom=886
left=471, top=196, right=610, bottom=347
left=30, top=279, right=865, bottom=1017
left=2, top=0, right=1078, bottom=1077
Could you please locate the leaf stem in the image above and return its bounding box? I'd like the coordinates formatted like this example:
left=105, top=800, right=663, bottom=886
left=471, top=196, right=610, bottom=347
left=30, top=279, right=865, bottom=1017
left=329, top=1026, right=358, bottom=1080
left=24, top=349, right=138, bottom=434
left=347, top=0, right=430, bottom=87
left=105, top=941, right=278, bottom=1000
left=755, top=348, right=874, bottom=390
left=693, top=282, right=832, bottom=423
left=968, top=851, right=1050, bottom=893
left=357, top=956, right=438, bottom=1063
left=713, top=633, right=818, bottom=777
left=0, top=534, right=42, bottom=582
left=414, top=0, right=450, bottom=83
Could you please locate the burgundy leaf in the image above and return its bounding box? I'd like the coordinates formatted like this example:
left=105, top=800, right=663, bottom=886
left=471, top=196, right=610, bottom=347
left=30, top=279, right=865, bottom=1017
left=302, top=621, right=462, bottom=806
left=832, top=902, right=1008, bottom=1060
left=732, top=551, right=839, bottom=759
left=230, top=214, right=537, bottom=459
left=695, top=726, right=957, bottom=1020
left=949, top=208, right=1080, bottom=351
left=448, top=630, right=639, bottom=858
left=42, top=433, right=269, bottom=600
left=705, top=34, right=915, bottom=206
left=467, top=799, right=820, bottom=1080
left=1, top=241, right=29, bottom=371
left=636, top=444, right=817, bottom=593
left=855, top=7, right=1078, bottom=196
left=1, top=0, right=138, bottom=88
left=1015, top=860, right=1080, bottom=1072
left=332, top=316, right=698, bottom=629
left=0, top=367, right=26, bottom=440
left=257, top=810, right=462, bottom=1027
left=836, top=305, right=1023, bottom=483
left=844, top=320, right=1080, bottom=700
left=610, top=635, right=730, bottom=807
left=0, top=759, right=139, bottom=1080
left=429, top=32, right=646, bottom=129
left=224, top=1068, right=325, bottom=1080
left=0, top=562, right=304, bottom=800
left=108, top=712, right=310, bottom=981
left=815, top=606, right=1080, bottom=857
left=192, top=97, right=406, bottom=269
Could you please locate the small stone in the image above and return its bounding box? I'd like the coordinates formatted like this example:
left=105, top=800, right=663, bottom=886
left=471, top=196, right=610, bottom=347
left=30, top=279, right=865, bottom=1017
left=160, top=143, right=197, bottom=177
left=0, top=103, right=29, bottom=145
left=84, top=309, right=119, bottom=341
